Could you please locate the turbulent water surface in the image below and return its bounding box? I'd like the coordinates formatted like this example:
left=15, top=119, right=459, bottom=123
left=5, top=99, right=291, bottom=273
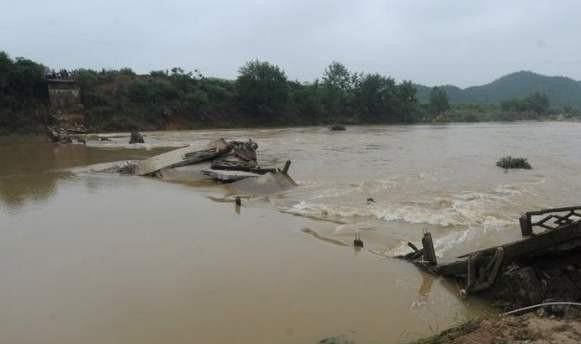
left=1, top=122, right=580, bottom=344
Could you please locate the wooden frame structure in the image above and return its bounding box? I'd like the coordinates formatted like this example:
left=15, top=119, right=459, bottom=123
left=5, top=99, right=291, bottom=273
left=400, top=206, right=581, bottom=295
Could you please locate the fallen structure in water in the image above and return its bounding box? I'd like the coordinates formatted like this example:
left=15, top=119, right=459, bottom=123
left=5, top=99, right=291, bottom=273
left=100, top=138, right=296, bottom=192
left=400, top=206, right=581, bottom=309
left=46, top=125, right=87, bottom=144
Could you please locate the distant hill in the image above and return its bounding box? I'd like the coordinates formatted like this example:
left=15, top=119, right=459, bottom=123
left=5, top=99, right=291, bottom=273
left=416, top=71, right=581, bottom=107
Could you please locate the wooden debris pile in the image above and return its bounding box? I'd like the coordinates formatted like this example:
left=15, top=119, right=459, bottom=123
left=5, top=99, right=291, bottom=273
left=47, top=125, right=87, bottom=144
left=399, top=206, right=581, bottom=310
left=106, top=138, right=295, bottom=187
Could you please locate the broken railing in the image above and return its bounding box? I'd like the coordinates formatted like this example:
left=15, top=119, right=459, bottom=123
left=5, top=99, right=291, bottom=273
left=400, top=206, right=581, bottom=295
left=519, top=206, right=581, bottom=236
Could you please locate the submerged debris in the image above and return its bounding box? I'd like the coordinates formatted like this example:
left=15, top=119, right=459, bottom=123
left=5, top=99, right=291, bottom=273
left=329, top=124, right=346, bottom=131
left=496, top=156, right=532, bottom=169
left=129, top=130, right=145, bottom=144
left=98, top=137, right=296, bottom=191
left=318, top=335, right=355, bottom=344
left=354, top=233, right=364, bottom=248
left=47, top=125, right=87, bottom=144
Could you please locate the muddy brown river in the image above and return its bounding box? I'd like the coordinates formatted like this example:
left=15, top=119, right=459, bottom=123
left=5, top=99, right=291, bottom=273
left=1, top=122, right=580, bottom=344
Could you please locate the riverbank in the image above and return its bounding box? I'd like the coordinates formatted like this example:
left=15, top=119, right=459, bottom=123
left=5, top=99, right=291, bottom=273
left=406, top=313, right=581, bottom=344
left=2, top=114, right=579, bottom=137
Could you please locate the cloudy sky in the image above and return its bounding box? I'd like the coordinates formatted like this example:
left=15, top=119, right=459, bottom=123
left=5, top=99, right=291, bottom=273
left=1, top=0, right=579, bottom=87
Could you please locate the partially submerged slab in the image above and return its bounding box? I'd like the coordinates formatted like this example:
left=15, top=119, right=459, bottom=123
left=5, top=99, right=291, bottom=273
left=132, top=139, right=230, bottom=176
left=227, top=171, right=297, bottom=195
left=91, top=137, right=297, bottom=193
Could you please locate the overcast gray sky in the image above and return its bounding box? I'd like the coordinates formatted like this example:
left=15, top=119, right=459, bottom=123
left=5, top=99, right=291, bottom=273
left=1, top=0, right=579, bottom=87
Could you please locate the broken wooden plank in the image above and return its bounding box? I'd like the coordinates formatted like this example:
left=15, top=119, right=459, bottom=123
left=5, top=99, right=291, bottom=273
left=210, top=159, right=277, bottom=174
left=201, top=169, right=262, bottom=182
left=422, top=232, right=438, bottom=266
left=436, top=221, right=581, bottom=278
left=398, top=206, right=581, bottom=297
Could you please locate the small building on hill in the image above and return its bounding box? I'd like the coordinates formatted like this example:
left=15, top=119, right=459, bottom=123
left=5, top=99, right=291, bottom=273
left=47, top=79, right=80, bottom=109
left=45, top=71, right=84, bottom=128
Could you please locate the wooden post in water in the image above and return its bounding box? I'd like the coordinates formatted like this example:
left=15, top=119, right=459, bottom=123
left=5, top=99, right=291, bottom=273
left=422, top=232, right=437, bottom=266
left=282, top=160, right=291, bottom=174
left=519, top=213, right=532, bottom=237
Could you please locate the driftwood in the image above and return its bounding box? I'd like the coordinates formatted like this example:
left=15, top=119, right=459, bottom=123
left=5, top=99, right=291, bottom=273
left=211, top=159, right=277, bottom=174
left=399, top=206, right=581, bottom=295
left=231, top=139, right=258, bottom=161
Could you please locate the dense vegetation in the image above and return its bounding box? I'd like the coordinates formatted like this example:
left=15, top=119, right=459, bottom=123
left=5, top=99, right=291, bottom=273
left=500, top=92, right=550, bottom=118
left=416, top=71, right=581, bottom=107
left=0, top=51, right=580, bottom=134
left=0, top=52, right=48, bottom=132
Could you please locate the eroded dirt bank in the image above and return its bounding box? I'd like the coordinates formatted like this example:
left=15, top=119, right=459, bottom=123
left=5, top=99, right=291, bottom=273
left=406, top=313, right=581, bottom=344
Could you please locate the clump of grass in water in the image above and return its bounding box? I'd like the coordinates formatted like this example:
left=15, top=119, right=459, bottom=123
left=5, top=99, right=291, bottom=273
left=329, top=124, right=346, bottom=131
left=496, top=156, right=532, bottom=169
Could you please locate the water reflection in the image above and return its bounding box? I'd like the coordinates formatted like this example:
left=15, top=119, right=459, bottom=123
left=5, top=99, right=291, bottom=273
left=0, top=173, right=58, bottom=209
left=418, top=272, right=434, bottom=298
left=0, top=136, right=157, bottom=211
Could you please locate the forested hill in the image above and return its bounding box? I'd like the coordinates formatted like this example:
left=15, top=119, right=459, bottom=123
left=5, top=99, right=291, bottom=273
left=416, top=71, right=581, bottom=107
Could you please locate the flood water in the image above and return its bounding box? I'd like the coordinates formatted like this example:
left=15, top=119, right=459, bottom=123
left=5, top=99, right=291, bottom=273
left=1, top=122, right=580, bottom=344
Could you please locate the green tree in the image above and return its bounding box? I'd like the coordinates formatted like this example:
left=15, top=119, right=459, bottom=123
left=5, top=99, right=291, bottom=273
left=396, top=81, right=419, bottom=122
left=525, top=92, right=549, bottom=115
left=321, top=61, right=357, bottom=119
left=322, top=62, right=353, bottom=91
left=501, top=92, right=550, bottom=119
left=236, top=60, right=289, bottom=117
left=429, top=87, right=450, bottom=115
left=353, top=73, right=397, bottom=121
left=289, top=81, right=324, bottom=124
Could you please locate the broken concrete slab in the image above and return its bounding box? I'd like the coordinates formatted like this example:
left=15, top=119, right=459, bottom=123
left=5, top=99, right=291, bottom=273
left=227, top=171, right=297, bottom=195
left=132, top=138, right=231, bottom=176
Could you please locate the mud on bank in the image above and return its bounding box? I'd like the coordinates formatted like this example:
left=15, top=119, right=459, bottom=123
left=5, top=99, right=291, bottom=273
left=406, top=313, right=581, bottom=344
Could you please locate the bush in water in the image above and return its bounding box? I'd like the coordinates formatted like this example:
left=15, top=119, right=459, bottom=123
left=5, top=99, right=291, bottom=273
left=496, top=156, right=532, bottom=169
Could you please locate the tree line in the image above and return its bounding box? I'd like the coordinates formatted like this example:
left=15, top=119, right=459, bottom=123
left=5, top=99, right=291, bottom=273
left=0, top=50, right=574, bottom=133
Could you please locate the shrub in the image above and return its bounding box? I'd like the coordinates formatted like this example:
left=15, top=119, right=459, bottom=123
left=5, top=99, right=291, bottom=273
left=496, top=156, right=532, bottom=169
